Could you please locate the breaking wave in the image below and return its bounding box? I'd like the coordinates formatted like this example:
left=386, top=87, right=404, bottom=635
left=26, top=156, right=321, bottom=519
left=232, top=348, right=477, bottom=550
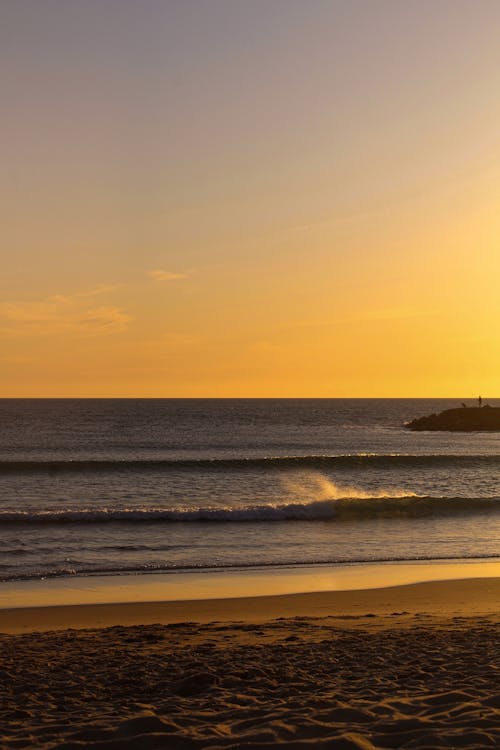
left=2, top=495, right=500, bottom=524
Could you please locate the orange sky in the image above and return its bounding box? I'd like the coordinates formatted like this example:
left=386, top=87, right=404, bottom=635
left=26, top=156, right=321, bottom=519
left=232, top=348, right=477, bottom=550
left=2, top=0, right=500, bottom=396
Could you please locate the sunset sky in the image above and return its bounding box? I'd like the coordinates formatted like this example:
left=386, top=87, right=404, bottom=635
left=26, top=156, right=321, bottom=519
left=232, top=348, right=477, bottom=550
left=2, top=0, right=500, bottom=397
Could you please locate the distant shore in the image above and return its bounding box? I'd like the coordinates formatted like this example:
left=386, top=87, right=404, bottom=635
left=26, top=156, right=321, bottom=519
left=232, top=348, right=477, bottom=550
left=406, top=404, right=500, bottom=430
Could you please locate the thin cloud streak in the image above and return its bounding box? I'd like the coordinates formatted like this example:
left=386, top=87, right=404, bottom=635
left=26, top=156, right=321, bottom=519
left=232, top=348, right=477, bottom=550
left=350, top=306, right=441, bottom=323
left=148, top=269, right=188, bottom=281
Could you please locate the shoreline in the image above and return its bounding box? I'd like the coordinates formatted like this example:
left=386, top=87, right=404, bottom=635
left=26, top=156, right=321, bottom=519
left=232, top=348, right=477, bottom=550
left=3, top=557, right=500, bottom=609
left=2, top=575, right=500, bottom=634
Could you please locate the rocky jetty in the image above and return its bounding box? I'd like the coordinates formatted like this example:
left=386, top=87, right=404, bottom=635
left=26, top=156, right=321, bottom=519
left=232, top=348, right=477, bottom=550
left=406, top=405, right=500, bottom=431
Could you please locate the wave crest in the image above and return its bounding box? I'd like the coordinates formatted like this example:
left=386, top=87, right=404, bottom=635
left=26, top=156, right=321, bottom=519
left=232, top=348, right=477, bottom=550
left=2, top=495, right=500, bottom=524
left=1, top=454, right=500, bottom=473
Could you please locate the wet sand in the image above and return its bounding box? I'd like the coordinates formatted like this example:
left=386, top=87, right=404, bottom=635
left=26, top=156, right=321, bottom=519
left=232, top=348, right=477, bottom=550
left=1, top=578, right=499, bottom=749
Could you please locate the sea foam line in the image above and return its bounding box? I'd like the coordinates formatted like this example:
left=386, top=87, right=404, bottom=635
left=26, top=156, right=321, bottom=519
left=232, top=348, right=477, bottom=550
left=3, top=552, right=500, bottom=583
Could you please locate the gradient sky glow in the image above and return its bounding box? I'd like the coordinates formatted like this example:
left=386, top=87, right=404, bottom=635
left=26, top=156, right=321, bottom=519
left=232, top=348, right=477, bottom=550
left=2, top=0, right=500, bottom=396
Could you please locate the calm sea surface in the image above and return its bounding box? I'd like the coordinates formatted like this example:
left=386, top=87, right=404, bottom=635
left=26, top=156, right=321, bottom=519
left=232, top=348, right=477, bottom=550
left=1, top=398, right=499, bottom=582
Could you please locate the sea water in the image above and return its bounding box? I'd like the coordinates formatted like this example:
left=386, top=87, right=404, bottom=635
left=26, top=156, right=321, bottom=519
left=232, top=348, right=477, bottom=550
left=1, top=398, right=499, bottom=582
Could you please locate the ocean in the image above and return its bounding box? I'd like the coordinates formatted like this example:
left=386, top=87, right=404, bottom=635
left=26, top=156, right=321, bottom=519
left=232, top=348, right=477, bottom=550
left=1, top=398, right=500, bottom=584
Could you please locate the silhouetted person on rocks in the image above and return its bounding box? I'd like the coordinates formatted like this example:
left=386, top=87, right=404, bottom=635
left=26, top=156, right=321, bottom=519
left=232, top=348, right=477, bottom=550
left=479, top=396, right=482, bottom=407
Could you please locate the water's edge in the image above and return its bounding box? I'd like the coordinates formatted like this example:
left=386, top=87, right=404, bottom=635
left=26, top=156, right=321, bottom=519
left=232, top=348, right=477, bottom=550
left=2, top=558, right=500, bottom=610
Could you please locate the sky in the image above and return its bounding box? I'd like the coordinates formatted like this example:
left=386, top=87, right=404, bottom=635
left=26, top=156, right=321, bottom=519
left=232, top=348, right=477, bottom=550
left=1, top=0, right=500, bottom=397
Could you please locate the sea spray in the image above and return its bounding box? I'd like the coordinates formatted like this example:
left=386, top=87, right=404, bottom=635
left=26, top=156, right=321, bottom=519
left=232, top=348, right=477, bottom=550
left=280, top=469, right=417, bottom=502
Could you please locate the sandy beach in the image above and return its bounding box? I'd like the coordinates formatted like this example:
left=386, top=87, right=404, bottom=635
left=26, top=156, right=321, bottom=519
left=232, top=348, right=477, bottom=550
left=1, top=577, right=499, bottom=749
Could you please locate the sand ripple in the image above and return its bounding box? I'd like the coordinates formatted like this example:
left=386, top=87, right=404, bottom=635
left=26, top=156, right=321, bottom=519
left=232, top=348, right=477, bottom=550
left=1, top=616, right=499, bottom=749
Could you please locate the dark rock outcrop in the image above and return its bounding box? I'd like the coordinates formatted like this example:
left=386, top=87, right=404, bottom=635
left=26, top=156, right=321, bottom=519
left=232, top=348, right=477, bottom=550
left=405, top=405, right=500, bottom=431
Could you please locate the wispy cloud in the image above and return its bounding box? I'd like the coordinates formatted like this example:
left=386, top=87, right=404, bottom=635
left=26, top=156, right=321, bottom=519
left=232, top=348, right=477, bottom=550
left=74, top=306, right=131, bottom=335
left=48, top=283, right=123, bottom=305
left=0, top=286, right=131, bottom=337
left=286, top=208, right=385, bottom=235
left=288, top=223, right=316, bottom=232
left=1, top=300, right=60, bottom=324
left=148, top=269, right=188, bottom=282
left=75, top=283, right=123, bottom=298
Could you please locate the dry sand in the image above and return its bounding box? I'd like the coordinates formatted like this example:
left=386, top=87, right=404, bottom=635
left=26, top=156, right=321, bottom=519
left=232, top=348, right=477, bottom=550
left=1, top=578, right=499, bottom=749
